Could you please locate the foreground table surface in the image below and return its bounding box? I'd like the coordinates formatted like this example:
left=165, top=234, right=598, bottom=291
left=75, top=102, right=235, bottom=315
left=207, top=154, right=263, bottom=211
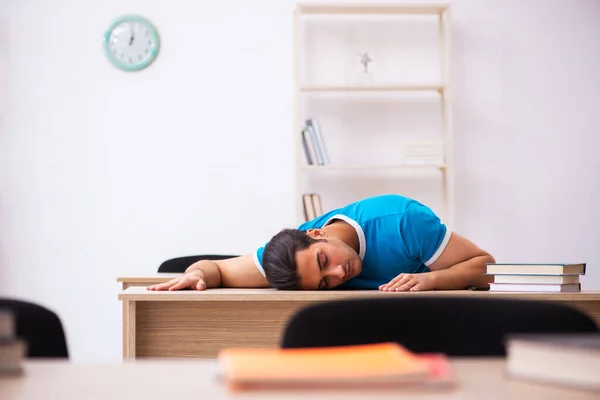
left=1, top=358, right=598, bottom=400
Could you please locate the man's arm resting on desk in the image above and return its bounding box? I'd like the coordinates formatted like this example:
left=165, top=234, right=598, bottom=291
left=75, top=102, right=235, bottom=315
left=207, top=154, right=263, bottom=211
left=380, top=233, right=495, bottom=292
left=147, top=254, right=269, bottom=291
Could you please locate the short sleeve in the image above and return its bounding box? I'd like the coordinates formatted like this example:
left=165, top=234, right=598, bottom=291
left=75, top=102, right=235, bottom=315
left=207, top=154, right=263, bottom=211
left=253, top=245, right=267, bottom=276
left=401, top=202, right=451, bottom=267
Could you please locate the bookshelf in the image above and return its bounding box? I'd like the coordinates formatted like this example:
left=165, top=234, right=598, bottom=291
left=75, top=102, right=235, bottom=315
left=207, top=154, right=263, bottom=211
left=293, top=2, right=453, bottom=226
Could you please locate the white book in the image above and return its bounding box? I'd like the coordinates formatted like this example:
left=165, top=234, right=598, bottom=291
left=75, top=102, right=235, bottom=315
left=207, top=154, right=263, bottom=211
left=0, top=339, right=26, bottom=375
left=493, top=275, right=580, bottom=285
left=486, top=263, right=586, bottom=276
left=311, top=194, right=323, bottom=217
left=302, top=194, right=316, bottom=221
left=489, top=283, right=581, bottom=292
left=301, top=128, right=318, bottom=166
left=506, top=334, right=600, bottom=391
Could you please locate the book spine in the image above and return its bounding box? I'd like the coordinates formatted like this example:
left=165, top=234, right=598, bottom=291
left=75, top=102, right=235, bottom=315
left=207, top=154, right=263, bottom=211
left=301, top=128, right=318, bottom=166
left=302, top=194, right=316, bottom=221
left=301, top=129, right=314, bottom=165
left=311, top=194, right=323, bottom=217
left=306, top=119, right=327, bottom=165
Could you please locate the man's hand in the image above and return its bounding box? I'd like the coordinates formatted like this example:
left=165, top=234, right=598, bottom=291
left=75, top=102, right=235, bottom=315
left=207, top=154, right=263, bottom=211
left=147, top=271, right=206, bottom=291
left=379, top=272, right=436, bottom=292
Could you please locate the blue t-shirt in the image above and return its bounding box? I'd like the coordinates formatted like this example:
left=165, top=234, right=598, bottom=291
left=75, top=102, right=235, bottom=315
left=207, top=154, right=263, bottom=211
left=253, top=194, right=451, bottom=289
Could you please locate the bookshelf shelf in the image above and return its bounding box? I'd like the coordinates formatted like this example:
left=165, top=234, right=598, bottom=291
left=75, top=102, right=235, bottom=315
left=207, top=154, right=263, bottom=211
left=300, top=84, right=446, bottom=93
left=297, top=3, right=448, bottom=15
left=302, top=164, right=447, bottom=172
left=294, top=2, right=454, bottom=225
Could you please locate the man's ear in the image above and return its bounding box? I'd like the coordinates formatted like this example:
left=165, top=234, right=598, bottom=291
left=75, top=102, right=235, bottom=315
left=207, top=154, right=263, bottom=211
left=306, top=228, right=327, bottom=239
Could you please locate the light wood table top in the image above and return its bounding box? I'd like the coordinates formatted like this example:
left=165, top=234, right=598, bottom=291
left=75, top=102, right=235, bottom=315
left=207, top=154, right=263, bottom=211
left=119, top=286, right=600, bottom=302
left=1, top=358, right=598, bottom=400
left=117, top=273, right=182, bottom=284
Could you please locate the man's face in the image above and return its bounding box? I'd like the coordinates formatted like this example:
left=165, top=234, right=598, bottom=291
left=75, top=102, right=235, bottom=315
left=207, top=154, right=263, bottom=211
left=295, top=234, right=362, bottom=290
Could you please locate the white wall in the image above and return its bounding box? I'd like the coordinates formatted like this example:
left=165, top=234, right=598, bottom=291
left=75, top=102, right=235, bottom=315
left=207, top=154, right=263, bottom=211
left=451, top=0, right=600, bottom=285
left=1, top=0, right=599, bottom=363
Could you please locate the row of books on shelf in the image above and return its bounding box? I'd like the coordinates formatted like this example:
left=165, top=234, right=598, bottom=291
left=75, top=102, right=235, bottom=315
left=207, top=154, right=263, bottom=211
left=300, top=118, right=446, bottom=167
left=302, top=193, right=324, bottom=221
left=0, top=309, right=25, bottom=375
left=485, top=262, right=586, bottom=292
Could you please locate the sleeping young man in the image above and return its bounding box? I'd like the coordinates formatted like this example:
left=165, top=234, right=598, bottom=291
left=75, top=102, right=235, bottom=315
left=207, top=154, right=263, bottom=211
left=148, top=194, right=495, bottom=292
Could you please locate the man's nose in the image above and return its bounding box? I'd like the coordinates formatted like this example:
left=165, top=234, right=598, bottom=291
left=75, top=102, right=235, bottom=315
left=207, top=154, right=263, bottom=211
left=329, top=264, right=345, bottom=278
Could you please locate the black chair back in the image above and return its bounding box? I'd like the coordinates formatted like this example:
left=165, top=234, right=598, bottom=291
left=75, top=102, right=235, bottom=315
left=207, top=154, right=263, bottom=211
left=157, top=254, right=239, bottom=273
left=0, top=299, right=69, bottom=358
left=281, top=297, right=599, bottom=356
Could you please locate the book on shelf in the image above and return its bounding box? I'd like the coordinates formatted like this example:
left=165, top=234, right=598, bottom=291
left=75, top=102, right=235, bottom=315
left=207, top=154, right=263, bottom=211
left=485, top=263, right=586, bottom=276
left=505, top=333, right=600, bottom=391
left=302, top=193, right=323, bottom=222
left=0, top=309, right=26, bottom=375
left=402, top=139, right=444, bottom=165
left=302, top=194, right=316, bottom=221
left=218, top=342, right=456, bottom=391
left=311, top=193, right=323, bottom=217
left=301, top=128, right=317, bottom=165
left=301, top=118, right=328, bottom=166
left=489, top=283, right=581, bottom=292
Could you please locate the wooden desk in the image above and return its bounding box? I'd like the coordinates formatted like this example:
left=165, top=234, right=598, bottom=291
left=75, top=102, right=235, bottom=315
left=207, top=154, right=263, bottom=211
left=118, top=286, right=600, bottom=359
left=1, top=359, right=598, bottom=399
left=117, top=274, right=181, bottom=358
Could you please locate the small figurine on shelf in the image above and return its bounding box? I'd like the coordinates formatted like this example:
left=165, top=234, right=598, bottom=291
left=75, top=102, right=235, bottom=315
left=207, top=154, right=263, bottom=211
left=357, top=52, right=373, bottom=84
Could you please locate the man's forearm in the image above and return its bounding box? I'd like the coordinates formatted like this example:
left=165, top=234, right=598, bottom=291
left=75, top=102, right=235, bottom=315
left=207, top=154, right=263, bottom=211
left=185, top=261, right=223, bottom=288
left=430, top=254, right=495, bottom=290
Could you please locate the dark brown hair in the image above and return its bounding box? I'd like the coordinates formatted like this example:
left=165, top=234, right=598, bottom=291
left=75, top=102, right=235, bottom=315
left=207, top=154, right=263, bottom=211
left=262, top=228, right=324, bottom=290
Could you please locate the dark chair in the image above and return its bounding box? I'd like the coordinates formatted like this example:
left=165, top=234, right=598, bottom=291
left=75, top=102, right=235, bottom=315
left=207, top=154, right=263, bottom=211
left=0, top=298, right=69, bottom=358
left=280, top=297, right=599, bottom=357
left=157, top=254, right=239, bottom=273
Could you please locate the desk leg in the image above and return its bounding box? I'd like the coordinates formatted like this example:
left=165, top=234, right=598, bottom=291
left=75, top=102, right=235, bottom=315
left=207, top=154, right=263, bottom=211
left=123, top=300, right=137, bottom=360
left=121, top=283, right=129, bottom=359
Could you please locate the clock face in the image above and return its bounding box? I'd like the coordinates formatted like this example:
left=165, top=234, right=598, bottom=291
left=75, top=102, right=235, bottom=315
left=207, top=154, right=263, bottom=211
left=103, top=15, right=159, bottom=71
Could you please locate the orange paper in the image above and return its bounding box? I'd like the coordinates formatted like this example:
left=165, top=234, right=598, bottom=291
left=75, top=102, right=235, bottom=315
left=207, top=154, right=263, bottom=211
left=218, top=342, right=429, bottom=384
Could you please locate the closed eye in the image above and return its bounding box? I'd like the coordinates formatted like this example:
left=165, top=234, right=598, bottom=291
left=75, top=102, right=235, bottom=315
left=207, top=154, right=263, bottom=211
left=317, top=253, right=328, bottom=270
left=318, top=278, right=328, bottom=290
left=317, top=253, right=328, bottom=289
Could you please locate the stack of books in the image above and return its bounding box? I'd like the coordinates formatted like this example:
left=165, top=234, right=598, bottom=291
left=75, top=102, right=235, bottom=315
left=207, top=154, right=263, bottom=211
left=485, top=263, right=586, bottom=292
left=218, top=342, right=456, bottom=392
left=402, top=139, right=444, bottom=165
left=505, top=333, right=600, bottom=391
left=0, top=309, right=26, bottom=375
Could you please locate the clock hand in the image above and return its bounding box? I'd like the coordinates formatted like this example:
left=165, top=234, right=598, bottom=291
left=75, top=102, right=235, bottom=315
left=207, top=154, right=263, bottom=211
left=129, top=24, right=135, bottom=46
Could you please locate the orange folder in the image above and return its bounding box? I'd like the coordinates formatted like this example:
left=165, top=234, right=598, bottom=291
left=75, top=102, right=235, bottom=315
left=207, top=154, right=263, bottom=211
left=218, top=342, right=454, bottom=390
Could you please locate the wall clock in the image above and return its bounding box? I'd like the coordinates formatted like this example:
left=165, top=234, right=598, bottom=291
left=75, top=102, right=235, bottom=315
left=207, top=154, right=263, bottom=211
left=103, top=15, right=160, bottom=71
